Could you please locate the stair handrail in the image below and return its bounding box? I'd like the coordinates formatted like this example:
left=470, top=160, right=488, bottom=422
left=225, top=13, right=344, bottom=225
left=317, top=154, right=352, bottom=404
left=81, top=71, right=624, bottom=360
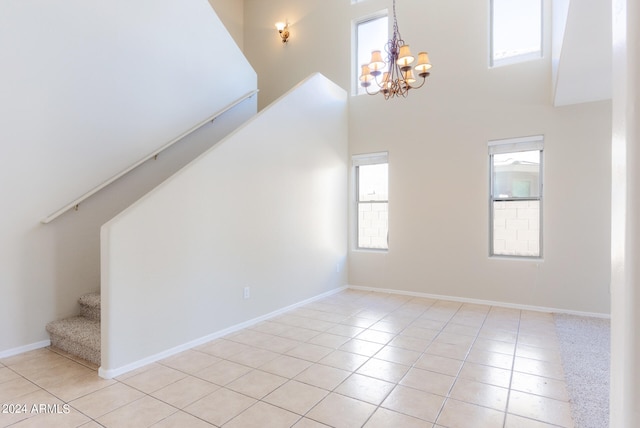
left=41, top=89, right=259, bottom=224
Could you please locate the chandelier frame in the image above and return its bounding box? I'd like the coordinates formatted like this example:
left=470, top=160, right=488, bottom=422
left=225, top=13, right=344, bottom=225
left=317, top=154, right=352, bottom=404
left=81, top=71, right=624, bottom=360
left=359, top=0, right=432, bottom=99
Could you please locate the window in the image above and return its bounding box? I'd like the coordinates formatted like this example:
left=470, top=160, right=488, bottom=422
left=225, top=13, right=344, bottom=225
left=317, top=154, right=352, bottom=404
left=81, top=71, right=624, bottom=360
left=354, top=152, right=388, bottom=250
left=490, top=0, right=542, bottom=67
left=354, top=13, right=388, bottom=95
left=489, top=136, right=543, bottom=258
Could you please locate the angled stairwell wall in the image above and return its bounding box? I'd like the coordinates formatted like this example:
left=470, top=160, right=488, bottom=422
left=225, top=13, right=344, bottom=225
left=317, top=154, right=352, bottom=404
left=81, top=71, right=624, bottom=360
left=100, top=74, right=348, bottom=378
left=0, top=0, right=256, bottom=357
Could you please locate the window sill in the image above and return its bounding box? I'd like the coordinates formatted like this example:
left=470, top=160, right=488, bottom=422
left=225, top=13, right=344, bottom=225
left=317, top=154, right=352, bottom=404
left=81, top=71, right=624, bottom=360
left=352, top=248, right=388, bottom=254
left=489, top=255, right=544, bottom=263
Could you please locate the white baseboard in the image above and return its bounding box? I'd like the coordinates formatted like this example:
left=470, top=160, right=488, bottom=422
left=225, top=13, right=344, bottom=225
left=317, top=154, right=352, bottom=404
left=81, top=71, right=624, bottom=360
left=99, top=286, right=348, bottom=379
left=0, top=340, right=51, bottom=359
left=347, top=284, right=611, bottom=319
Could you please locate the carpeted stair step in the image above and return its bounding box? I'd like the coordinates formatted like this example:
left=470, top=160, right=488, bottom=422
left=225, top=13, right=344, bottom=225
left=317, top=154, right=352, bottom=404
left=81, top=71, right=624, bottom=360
left=46, top=316, right=100, bottom=366
left=78, top=292, right=100, bottom=322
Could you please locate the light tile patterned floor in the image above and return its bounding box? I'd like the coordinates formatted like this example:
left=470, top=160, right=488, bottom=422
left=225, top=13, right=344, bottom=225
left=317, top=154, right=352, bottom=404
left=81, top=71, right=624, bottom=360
left=0, top=290, right=574, bottom=427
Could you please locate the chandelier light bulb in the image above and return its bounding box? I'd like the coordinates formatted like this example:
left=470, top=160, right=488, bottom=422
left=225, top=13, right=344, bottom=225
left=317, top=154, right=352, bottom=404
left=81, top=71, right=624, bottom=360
left=415, top=52, right=432, bottom=75
left=369, top=50, right=385, bottom=74
left=397, top=45, right=415, bottom=68
left=360, top=65, right=373, bottom=85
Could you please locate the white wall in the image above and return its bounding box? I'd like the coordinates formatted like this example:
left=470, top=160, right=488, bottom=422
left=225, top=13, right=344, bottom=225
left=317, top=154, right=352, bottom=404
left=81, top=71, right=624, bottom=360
left=610, top=0, right=640, bottom=424
left=0, top=0, right=256, bottom=355
left=244, top=0, right=611, bottom=314
left=100, top=73, right=348, bottom=376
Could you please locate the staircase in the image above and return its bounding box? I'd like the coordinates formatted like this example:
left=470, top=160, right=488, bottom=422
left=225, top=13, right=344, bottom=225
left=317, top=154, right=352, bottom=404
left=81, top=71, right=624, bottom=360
left=46, top=292, right=101, bottom=366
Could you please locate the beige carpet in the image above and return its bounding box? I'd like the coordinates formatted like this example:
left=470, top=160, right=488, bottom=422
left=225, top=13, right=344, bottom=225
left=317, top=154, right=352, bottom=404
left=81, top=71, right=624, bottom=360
left=554, top=313, right=610, bottom=428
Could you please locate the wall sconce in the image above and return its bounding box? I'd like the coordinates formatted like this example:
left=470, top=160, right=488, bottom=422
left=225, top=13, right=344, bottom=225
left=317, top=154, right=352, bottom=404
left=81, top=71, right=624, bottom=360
left=275, top=22, right=290, bottom=44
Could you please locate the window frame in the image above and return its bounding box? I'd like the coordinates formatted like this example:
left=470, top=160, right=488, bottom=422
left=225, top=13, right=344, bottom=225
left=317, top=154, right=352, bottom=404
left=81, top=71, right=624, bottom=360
left=490, top=0, right=543, bottom=67
left=489, top=136, right=544, bottom=259
left=353, top=152, right=389, bottom=251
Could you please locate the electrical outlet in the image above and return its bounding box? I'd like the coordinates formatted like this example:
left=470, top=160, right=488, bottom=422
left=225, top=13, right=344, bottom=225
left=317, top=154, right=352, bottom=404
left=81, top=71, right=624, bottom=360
left=243, top=286, right=251, bottom=299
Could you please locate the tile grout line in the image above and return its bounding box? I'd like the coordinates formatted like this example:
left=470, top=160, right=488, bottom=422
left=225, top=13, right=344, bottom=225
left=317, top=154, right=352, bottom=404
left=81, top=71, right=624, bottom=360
left=502, top=308, right=523, bottom=428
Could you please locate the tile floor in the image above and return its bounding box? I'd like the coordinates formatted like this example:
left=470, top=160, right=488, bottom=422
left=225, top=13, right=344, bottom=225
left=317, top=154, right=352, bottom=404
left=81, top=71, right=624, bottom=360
left=0, top=290, right=575, bottom=427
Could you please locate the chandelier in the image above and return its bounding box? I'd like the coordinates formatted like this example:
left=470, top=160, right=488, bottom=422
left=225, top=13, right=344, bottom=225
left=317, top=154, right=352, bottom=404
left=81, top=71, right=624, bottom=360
left=359, top=0, right=432, bottom=99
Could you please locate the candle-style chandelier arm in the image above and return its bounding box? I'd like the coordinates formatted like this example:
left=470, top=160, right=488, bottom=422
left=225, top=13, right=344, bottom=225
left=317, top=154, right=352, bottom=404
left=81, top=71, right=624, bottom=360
left=359, top=0, right=432, bottom=99
left=361, top=67, right=428, bottom=99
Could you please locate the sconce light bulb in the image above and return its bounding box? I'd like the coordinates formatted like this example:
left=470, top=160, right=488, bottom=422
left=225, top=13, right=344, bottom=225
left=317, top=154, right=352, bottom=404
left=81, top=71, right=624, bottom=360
left=275, top=21, right=289, bottom=43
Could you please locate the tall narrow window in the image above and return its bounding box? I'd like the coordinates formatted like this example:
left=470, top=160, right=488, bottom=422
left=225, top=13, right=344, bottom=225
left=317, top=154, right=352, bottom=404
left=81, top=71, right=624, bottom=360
left=355, top=13, right=388, bottom=95
left=489, top=136, right=543, bottom=258
left=354, top=152, right=389, bottom=250
left=491, top=0, right=542, bottom=67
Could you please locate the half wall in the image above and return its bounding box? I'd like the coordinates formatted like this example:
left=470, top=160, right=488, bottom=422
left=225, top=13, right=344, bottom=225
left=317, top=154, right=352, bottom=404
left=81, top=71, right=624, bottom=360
left=100, top=74, right=348, bottom=377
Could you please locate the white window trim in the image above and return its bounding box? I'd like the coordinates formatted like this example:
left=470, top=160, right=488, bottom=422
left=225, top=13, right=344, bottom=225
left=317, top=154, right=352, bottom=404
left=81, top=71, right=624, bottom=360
left=352, top=152, right=389, bottom=167
left=488, top=135, right=544, bottom=154
left=489, top=136, right=544, bottom=259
